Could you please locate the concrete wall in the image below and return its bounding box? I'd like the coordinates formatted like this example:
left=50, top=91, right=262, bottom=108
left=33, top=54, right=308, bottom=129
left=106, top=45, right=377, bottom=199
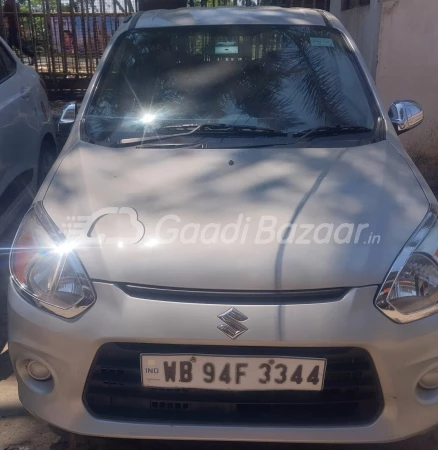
left=330, top=0, right=382, bottom=77
left=329, top=0, right=342, bottom=17
left=376, top=0, right=438, bottom=155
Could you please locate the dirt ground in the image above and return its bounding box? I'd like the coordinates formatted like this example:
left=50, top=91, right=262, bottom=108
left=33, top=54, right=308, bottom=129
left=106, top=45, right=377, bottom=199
left=1, top=122, right=438, bottom=449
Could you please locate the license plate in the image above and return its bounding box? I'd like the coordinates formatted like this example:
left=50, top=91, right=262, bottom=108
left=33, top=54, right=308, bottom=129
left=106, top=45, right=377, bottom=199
left=140, top=354, right=326, bottom=391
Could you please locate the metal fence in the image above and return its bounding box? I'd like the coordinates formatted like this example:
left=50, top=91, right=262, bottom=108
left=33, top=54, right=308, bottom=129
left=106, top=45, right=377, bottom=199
left=0, top=0, right=329, bottom=92
left=0, top=1, right=136, bottom=76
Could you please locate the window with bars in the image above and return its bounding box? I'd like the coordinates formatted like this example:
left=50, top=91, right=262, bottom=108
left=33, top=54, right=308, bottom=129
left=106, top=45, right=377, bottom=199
left=341, top=0, right=371, bottom=11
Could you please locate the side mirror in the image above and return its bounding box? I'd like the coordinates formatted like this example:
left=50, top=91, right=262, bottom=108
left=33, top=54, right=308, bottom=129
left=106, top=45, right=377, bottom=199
left=389, top=100, right=424, bottom=135
left=57, top=102, right=77, bottom=138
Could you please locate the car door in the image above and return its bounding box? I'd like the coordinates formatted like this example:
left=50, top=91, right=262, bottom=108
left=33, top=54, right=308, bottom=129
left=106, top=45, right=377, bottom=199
left=0, top=42, right=38, bottom=204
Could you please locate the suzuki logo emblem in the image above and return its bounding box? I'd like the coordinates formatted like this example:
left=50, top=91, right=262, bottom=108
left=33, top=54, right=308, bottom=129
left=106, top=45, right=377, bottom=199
left=217, top=307, right=248, bottom=340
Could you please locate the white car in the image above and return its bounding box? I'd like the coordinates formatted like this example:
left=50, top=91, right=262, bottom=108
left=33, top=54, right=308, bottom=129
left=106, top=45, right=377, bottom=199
left=0, top=37, right=57, bottom=235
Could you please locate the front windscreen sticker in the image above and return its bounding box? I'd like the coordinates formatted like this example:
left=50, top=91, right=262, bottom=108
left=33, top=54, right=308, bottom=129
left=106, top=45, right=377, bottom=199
left=215, top=41, right=239, bottom=55
left=310, top=37, right=335, bottom=48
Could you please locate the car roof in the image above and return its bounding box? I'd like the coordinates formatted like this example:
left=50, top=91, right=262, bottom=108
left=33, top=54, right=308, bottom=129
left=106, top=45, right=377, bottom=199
left=135, top=6, right=328, bottom=29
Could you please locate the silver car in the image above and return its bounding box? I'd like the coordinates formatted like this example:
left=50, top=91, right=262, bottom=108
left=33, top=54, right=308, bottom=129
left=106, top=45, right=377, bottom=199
left=8, top=6, right=438, bottom=444
left=0, top=37, right=57, bottom=235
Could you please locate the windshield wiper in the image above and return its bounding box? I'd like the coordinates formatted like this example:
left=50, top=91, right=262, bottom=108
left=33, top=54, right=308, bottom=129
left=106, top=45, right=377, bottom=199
left=116, top=124, right=370, bottom=148
left=291, top=125, right=373, bottom=146
left=185, top=124, right=286, bottom=136
left=117, top=124, right=287, bottom=147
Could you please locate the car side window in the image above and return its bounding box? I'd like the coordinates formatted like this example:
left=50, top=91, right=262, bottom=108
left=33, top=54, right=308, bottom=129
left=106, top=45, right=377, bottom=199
left=0, top=44, right=16, bottom=83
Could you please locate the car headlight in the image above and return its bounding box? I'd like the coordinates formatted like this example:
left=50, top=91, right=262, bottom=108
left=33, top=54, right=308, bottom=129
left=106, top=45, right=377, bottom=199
left=375, top=204, right=438, bottom=323
left=10, top=202, right=96, bottom=319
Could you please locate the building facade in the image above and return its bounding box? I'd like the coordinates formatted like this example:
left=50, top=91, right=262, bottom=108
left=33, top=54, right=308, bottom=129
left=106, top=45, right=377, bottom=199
left=330, top=0, right=438, bottom=155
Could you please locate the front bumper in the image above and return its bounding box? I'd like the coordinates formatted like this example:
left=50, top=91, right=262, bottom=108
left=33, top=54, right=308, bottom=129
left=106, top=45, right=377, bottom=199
left=8, top=279, right=438, bottom=443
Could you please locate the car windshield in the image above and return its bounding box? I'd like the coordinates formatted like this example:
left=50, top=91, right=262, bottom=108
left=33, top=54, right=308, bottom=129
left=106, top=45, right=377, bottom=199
left=83, top=25, right=379, bottom=148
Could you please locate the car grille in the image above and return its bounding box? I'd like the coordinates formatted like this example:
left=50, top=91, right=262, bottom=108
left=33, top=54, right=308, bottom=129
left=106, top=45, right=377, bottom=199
left=83, top=344, right=383, bottom=426
left=118, top=284, right=349, bottom=304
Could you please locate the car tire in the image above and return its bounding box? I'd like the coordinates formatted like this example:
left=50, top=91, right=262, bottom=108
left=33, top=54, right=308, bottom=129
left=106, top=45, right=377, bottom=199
left=37, top=139, right=57, bottom=189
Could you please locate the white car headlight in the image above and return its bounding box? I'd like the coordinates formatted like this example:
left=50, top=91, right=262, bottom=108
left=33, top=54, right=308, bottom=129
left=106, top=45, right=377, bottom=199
left=10, top=202, right=96, bottom=319
left=376, top=204, right=438, bottom=323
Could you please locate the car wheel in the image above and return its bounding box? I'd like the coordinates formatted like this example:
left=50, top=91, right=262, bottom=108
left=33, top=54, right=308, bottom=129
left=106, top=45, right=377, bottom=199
left=38, top=140, right=57, bottom=188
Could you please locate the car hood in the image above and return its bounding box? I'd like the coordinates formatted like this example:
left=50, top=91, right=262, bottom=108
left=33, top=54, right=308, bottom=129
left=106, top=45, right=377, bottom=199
left=43, top=141, right=428, bottom=291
